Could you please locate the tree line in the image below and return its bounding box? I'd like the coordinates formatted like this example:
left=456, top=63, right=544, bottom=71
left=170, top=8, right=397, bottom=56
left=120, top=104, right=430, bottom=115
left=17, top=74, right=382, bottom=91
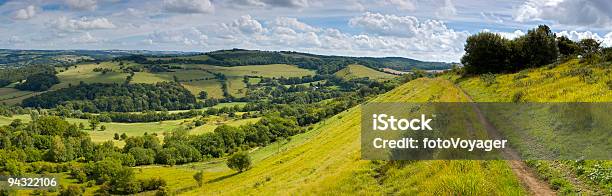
left=22, top=82, right=197, bottom=112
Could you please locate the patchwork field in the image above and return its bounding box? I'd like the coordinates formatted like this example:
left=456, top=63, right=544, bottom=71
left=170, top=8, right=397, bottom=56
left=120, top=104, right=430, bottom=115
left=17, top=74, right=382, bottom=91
left=132, top=70, right=214, bottom=84
left=189, top=64, right=316, bottom=78
left=52, top=62, right=129, bottom=90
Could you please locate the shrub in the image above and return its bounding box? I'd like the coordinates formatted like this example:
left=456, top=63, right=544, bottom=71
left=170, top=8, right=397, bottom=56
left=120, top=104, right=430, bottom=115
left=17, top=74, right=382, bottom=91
left=480, top=73, right=497, bottom=86
left=227, top=151, right=252, bottom=172
left=512, top=91, right=526, bottom=103
left=606, top=80, right=612, bottom=90
left=59, top=185, right=84, bottom=196
left=193, top=170, right=204, bottom=187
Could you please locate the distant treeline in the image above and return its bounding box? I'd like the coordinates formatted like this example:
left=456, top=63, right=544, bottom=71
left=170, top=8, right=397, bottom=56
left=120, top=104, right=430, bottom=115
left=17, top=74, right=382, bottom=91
left=117, top=49, right=451, bottom=74
left=0, top=65, right=55, bottom=88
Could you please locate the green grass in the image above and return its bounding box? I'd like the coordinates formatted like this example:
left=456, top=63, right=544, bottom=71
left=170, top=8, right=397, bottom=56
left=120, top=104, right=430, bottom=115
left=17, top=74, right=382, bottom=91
left=53, top=62, right=129, bottom=90
left=131, top=78, right=525, bottom=195
left=451, top=59, right=612, bottom=194
left=189, top=117, right=261, bottom=135
left=226, top=77, right=247, bottom=98
left=182, top=80, right=224, bottom=99
left=453, top=59, right=612, bottom=102
left=334, top=64, right=397, bottom=81
left=0, top=88, right=36, bottom=105
left=189, top=64, right=315, bottom=78
left=131, top=70, right=214, bottom=84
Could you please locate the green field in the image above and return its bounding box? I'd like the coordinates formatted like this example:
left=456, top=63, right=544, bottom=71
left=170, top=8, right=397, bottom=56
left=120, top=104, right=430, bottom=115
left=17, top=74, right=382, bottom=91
left=182, top=80, right=224, bottom=99
left=189, top=117, right=261, bottom=135
left=132, top=70, right=214, bottom=84
left=226, top=77, right=247, bottom=97
left=334, top=64, right=397, bottom=80
left=52, top=62, right=129, bottom=90
left=190, top=64, right=315, bottom=78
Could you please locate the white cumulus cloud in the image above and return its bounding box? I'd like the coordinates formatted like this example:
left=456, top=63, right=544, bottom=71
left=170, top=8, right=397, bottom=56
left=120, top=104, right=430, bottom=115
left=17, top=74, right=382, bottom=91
left=221, top=15, right=266, bottom=34
left=53, top=16, right=117, bottom=31
left=163, top=0, right=214, bottom=13
left=384, top=0, right=416, bottom=11
left=13, top=5, right=37, bottom=20
left=64, top=0, right=98, bottom=11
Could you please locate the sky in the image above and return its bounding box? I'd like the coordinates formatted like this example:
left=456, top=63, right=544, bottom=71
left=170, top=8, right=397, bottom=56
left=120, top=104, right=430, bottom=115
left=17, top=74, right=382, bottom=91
left=2, top=0, right=612, bottom=62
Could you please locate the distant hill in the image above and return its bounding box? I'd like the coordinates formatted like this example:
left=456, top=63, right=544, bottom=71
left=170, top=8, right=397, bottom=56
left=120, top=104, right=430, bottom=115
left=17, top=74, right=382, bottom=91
left=138, top=49, right=452, bottom=74
left=0, top=49, right=196, bottom=68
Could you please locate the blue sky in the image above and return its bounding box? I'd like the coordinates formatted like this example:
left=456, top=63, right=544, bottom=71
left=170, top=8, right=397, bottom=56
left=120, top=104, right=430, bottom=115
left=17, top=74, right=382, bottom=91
left=2, top=0, right=612, bottom=62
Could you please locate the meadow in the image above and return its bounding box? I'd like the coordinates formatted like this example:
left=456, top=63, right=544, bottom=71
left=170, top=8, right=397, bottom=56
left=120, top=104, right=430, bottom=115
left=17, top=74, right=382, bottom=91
left=451, top=59, right=612, bottom=194
left=334, top=64, right=397, bottom=81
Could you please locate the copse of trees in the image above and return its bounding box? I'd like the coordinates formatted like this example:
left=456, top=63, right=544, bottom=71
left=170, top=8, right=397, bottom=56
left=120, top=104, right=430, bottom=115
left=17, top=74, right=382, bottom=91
left=461, top=25, right=560, bottom=74
left=22, top=82, right=197, bottom=112
left=15, top=73, right=60, bottom=91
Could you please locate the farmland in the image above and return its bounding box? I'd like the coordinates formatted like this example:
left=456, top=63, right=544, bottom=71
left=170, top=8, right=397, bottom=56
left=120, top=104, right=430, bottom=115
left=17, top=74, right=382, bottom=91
left=334, top=64, right=397, bottom=81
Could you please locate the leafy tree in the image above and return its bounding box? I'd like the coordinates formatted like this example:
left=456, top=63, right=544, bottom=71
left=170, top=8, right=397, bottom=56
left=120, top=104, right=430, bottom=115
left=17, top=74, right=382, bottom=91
left=226, top=151, right=252, bottom=172
left=114, top=133, right=120, bottom=140
left=120, top=133, right=128, bottom=140
left=199, top=91, right=208, bottom=99
left=512, top=25, right=558, bottom=69
left=89, top=118, right=100, bottom=131
left=579, top=38, right=602, bottom=57
left=193, top=170, right=204, bottom=187
left=46, top=136, right=70, bottom=162
left=100, top=125, right=106, bottom=131
left=557, top=36, right=581, bottom=56
left=461, top=32, right=512, bottom=74
left=128, top=147, right=155, bottom=166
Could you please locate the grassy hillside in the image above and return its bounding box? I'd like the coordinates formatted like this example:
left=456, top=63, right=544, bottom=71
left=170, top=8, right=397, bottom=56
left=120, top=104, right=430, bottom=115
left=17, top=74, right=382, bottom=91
left=334, top=64, right=397, bottom=81
left=133, top=78, right=524, bottom=195
left=454, top=59, right=612, bottom=102
left=451, top=59, right=612, bottom=194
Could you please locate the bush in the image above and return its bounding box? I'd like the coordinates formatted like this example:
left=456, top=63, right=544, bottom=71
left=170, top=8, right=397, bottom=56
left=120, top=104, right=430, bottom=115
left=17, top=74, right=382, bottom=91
left=606, top=80, right=612, bottom=90
left=479, top=73, right=497, bottom=86
left=59, top=185, right=84, bottom=196
left=193, top=170, right=204, bottom=187
left=128, top=147, right=156, bottom=166
left=512, top=91, right=526, bottom=103
left=140, top=178, right=167, bottom=191
left=227, top=151, right=252, bottom=172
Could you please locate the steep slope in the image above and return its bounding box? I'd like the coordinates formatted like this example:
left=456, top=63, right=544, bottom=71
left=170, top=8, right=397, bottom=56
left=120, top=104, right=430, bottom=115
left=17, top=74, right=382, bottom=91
left=183, top=78, right=525, bottom=195
left=453, top=59, right=612, bottom=194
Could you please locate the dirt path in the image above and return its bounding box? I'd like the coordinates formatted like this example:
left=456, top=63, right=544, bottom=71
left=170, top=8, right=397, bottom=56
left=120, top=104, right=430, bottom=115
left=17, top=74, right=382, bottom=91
left=454, top=84, right=555, bottom=196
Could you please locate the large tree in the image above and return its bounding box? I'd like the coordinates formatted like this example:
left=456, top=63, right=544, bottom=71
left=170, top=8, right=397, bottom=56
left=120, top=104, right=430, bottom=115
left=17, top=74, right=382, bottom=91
left=512, top=25, right=559, bottom=69
left=461, top=32, right=512, bottom=74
